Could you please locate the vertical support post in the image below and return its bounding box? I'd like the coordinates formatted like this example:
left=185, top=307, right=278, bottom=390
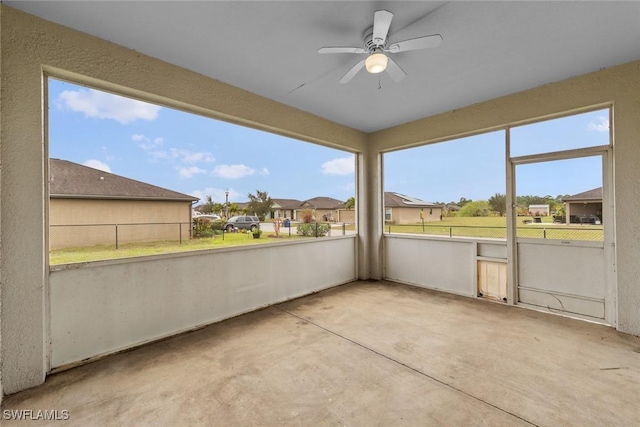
left=543, top=227, right=546, bottom=239
left=357, top=149, right=384, bottom=280
left=179, top=223, right=182, bottom=245
left=315, top=222, right=319, bottom=238
left=343, top=222, right=346, bottom=236
left=449, top=227, right=452, bottom=238
left=115, top=224, right=119, bottom=249
left=506, top=127, right=518, bottom=306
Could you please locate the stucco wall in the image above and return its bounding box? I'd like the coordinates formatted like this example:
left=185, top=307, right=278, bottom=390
left=384, top=235, right=476, bottom=296
left=371, top=60, right=640, bottom=336
left=2, top=3, right=640, bottom=397
left=50, top=199, right=193, bottom=248
left=50, top=237, right=357, bottom=368
left=337, top=209, right=356, bottom=224
left=389, top=207, right=442, bottom=225
left=0, top=6, right=366, bottom=395
left=0, top=3, right=3, bottom=404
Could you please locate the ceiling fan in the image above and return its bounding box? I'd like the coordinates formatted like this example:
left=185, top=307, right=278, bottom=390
left=318, top=10, right=442, bottom=84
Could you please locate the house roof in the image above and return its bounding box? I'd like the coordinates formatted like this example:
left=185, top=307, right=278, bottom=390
left=384, top=192, right=439, bottom=208
left=49, top=159, right=198, bottom=202
left=563, top=187, right=603, bottom=202
left=300, top=197, right=345, bottom=210
left=272, top=198, right=303, bottom=210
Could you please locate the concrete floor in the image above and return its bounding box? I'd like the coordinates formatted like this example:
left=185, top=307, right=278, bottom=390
left=3, top=280, right=640, bottom=426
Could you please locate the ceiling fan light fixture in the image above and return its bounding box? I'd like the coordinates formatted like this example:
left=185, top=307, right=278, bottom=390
left=365, top=52, right=388, bottom=74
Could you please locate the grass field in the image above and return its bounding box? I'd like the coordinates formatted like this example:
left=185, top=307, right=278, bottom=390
left=50, top=217, right=602, bottom=265
left=385, top=216, right=603, bottom=241
left=50, top=231, right=306, bottom=265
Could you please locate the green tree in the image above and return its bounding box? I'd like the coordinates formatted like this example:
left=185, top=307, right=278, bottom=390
left=488, top=193, right=507, bottom=216
left=345, top=197, right=355, bottom=210
left=458, top=197, right=472, bottom=207
left=247, top=190, right=273, bottom=221
left=200, top=195, right=215, bottom=214
left=213, top=203, right=225, bottom=216
left=228, top=202, right=239, bottom=216
left=458, top=200, right=490, bottom=217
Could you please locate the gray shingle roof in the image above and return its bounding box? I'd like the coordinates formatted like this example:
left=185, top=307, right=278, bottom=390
left=272, top=198, right=303, bottom=209
left=300, top=196, right=345, bottom=210
left=384, top=192, right=439, bottom=208
left=563, top=187, right=603, bottom=202
left=49, top=159, right=198, bottom=202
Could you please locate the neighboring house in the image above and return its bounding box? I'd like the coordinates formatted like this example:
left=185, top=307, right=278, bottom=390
left=297, top=197, right=346, bottom=222
left=267, top=199, right=303, bottom=220
left=49, top=159, right=198, bottom=249
left=528, top=204, right=550, bottom=216
left=562, top=187, right=603, bottom=224
left=384, top=192, right=442, bottom=224
left=336, top=208, right=356, bottom=224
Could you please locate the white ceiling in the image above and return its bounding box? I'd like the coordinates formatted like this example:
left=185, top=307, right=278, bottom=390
left=8, top=1, right=640, bottom=132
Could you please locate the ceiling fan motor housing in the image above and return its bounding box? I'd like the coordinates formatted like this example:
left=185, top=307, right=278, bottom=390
left=363, top=27, right=387, bottom=52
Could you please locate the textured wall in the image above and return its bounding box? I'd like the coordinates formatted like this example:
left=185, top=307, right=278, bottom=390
left=0, top=1, right=3, bottom=405
left=2, top=2, right=640, bottom=398
left=0, top=5, right=365, bottom=394
left=384, top=236, right=476, bottom=297
left=49, top=237, right=357, bottom=368
left=49, top=199, right=194, bottom=249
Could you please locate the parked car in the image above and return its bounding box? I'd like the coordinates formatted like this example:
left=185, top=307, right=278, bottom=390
left=224, top=215, right=260, bottom=232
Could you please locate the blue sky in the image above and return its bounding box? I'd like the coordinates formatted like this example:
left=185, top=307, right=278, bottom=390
left=385, top=109, right=608, bottom=203
left=49, top=78, right=608, bottom=205
left=48, top=78, right=356, bottom=204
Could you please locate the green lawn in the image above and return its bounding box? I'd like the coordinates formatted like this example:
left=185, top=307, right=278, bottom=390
left=386, top=216, right=603, bottom=241
left=50, top=231, right=305, bottom=265
left=50, top=216, right=601, bottom=266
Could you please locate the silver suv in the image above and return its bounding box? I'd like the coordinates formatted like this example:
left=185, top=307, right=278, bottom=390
left=224, top=215, right=260, bottom=232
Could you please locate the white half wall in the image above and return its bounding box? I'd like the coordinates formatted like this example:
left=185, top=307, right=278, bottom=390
left=384, top=235, right=477, bottom=297
left=49, top=237, right=356, bottom=368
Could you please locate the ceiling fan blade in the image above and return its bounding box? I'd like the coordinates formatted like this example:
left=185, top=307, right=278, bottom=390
left=339, top=60, right=365, bottom=84
left=372, top=10, right=393, bottom=46
left=388, top=34, right=442, bottom=53
left=385, top=57, right=406, bottom=82
left=318, top=47, right=366, bottom=54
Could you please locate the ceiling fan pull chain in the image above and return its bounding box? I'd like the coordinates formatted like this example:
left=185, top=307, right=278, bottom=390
left=378, top=75, right=382, bottom=90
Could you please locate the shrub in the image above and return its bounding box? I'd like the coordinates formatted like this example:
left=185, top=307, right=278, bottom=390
left=297, top=223, right=330, bottom=237
left=300, top=209, right=314, bottom=223
left=193, top=218, right=225, bottom=238
left=458, top=201, right=490, bottom=217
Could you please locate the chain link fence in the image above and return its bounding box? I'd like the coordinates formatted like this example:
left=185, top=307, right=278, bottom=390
left=385, top=224, right=603, bottom=241
left=50, top=222, right=192, bottom=249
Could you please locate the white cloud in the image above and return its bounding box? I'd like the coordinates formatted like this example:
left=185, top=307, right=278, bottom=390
left=177, top=166, right=206, bottom=178
left=132, top=134, right=164, bottom=151
left=321, top=157, right=354, bottom=176
left=191, top=187, right=242, bottom=204
left=212, top=164, right=256, bottom=179
left=169, top=148, right=215, bottom=164
left=57, top=89, right=161, bottom=124
left=260, top=168, right=270, bottom=176
left=587, top=116, right=609, bottom=132
left=83, top=159, right=111, bottom=173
